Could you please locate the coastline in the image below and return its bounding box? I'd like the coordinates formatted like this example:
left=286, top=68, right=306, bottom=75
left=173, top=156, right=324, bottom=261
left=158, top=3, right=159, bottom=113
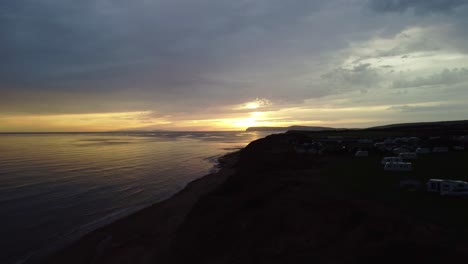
left=43, top=151, right=240, bottom=264
left=42, top=129, right=468, bottom=263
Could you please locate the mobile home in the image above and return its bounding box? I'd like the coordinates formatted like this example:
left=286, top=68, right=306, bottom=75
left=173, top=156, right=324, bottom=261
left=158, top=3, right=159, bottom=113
left=355, top=151, right=369, bottom=157
left=294, top=146, right=307, bottom=154
left=427, top=179, right=468, bottom=196
left=393, top=148, right=409, bottom=155
left=415, top=148, right=430, bottom=154
left=374, top=142, right=385, bottom=149
left=384, top=162, right=413, bottom=172
left=433, top=147, right=449, bottom=153
left=399, top=152, right=417, bottom=160
left=381, top=156, right=402, bottom=165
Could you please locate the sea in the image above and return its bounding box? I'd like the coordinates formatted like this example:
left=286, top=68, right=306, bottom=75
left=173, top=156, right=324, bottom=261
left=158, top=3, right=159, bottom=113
left=0, top=131, right=275, bottom=263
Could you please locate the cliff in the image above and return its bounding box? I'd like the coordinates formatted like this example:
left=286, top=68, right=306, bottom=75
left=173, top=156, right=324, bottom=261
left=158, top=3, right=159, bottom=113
left=47, top=130, right=468, bottom=264
left=246, top=126, right=336, bottom=132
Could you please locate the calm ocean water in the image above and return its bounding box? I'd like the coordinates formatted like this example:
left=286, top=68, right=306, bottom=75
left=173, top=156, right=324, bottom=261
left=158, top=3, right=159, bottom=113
left=0, top=131, right=274, bottom=263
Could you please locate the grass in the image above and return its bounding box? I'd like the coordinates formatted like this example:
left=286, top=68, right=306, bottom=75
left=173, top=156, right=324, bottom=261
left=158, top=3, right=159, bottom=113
left=325, top=151, right=468, bottom=230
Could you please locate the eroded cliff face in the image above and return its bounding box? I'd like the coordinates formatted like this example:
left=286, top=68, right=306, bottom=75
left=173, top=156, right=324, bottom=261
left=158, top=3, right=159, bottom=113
left=164, top=134, right=468, bottom=264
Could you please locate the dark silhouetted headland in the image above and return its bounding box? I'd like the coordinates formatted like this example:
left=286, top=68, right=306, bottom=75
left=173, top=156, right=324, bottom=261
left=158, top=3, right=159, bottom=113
left=368, top=119, right=468, bottom=131
left=246, top=125, right=337, bottom=132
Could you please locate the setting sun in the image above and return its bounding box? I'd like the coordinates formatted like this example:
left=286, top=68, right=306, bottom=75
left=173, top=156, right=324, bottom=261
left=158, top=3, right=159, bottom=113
left=234, top=117, right=258, bottom=128
left=237, top=98, right=272, bottom=111
left=245, top=102, right=260, bottom=109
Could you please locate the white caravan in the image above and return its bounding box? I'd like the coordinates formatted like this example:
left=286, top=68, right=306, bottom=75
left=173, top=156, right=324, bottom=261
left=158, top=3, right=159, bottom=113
left=416, top=148, right=431, bottom=154
left=355, top=151, right=369, bottom=157
left=381, top=156, right=402, bottom=165
left=399, top=152, right=418, bottom=160
left=433, top=147, right=449, bottom=153
left=393, top=148, right=409, bottom=155
left=384, top=162, right=413, bottom=172
left=427, top=179, right=468, bottom=196
left=294, top=146, right=307, bottom=154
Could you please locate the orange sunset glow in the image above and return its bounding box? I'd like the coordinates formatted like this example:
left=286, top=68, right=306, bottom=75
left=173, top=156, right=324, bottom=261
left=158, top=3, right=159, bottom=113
left=0, top=1, right=467, bottom=132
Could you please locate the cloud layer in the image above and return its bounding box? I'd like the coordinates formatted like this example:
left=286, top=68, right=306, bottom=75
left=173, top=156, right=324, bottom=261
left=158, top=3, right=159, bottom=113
left=1, top=0, right=467, bottom=131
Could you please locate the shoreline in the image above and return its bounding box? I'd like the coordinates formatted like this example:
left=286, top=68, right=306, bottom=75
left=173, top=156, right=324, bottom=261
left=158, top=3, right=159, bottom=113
left=42, top=150, right=240, bottom=264
left=40, top=128, right=468, bottom=263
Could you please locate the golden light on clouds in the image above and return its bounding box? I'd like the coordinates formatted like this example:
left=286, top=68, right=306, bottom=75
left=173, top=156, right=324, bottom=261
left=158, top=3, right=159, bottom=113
left=0, top=111, right=171, bottom=132
left=182, top=111, right=273, bottom=131
left=0, top=105, right=374, bottom=132
left=219, top=111, right=271, bottom=129
left=3, top=2, right=468, bottom=133
left=236, top=98, right=272, bottom=110
left=0, top=98, right=457, bottom=132
left=245, top=102, right=260, bottom=110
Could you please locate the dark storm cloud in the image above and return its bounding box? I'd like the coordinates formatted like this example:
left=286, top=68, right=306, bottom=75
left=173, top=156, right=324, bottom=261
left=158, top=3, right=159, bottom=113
left=321, top=63, right=381, bottom=91
left=0, top=0, right=328, bottom=114
left=369, top=0, right=468, bottom=14
left=2, top=0, right=468, bottom=127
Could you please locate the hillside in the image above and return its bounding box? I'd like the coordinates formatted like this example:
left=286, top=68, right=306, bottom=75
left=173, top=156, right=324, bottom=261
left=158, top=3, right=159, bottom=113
left=369, top=120, right=468, bottom=130
left=246, top=126, right=336, bottom=132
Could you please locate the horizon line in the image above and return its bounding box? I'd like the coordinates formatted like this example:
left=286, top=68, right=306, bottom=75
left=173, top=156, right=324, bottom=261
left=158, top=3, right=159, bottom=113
left=0, top=130, right=250, bottom=134
left=1, top=119, right=467, bottom=134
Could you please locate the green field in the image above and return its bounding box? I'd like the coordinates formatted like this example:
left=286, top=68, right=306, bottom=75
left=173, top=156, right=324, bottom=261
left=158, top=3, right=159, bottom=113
left=326, top=151, right=468, bottom=230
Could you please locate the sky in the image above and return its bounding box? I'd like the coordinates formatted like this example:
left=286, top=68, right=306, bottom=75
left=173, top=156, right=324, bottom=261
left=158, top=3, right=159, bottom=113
left=1, top=0, right=468, bottom=132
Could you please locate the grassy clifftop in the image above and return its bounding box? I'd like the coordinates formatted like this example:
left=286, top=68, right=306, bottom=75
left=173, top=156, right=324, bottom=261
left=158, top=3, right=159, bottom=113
left=163, top=132, right=468, bottom=263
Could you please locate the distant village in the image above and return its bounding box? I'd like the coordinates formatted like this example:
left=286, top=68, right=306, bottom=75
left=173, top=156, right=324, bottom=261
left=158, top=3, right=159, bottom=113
left=289, top=133, right=468, bottom=196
